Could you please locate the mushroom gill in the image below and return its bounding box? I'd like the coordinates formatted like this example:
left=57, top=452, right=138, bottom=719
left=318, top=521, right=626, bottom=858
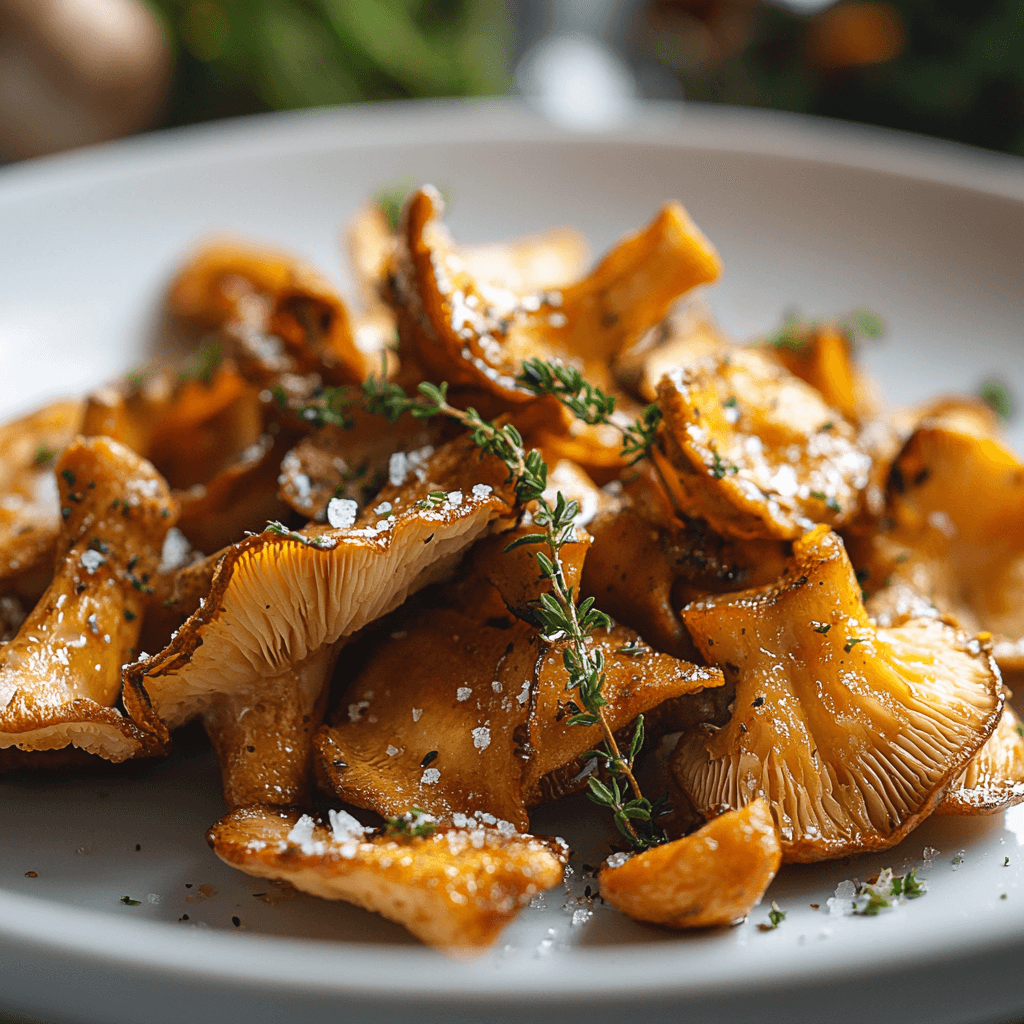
left=123, top=434, right=517, bottom=804
left=672, top=524, right=1002, bottom=862
left=937, top=703, right=1024, bottom=816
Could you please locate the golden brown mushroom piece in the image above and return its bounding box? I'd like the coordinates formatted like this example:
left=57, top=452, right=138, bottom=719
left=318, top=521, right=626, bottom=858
left=656, top=348, right=872, bottom=540
left=209, top=806, right=565, bottom=954
left=582, top=466, right=790, bottom=659
left=597, top=799, right=781, bottom=929
left=0, top=399, right=83, bottom=600
left=166, top=238, right=365, bottom=386
left=389, top=187, right=721, bottom=402
left=316, top=520, right=723, bottom=828
left=761, top=323, right=880, bottom=425
left=124, top=435, right=517, bottom=806
left=81, top=363, right=295, bottom=554
left=0, top=437, right=177, bottom=760
left=672, top=524, right=1002, bottom=862
left=936, top=703, right=1024, bottom=816
left=851, top=416, right=1024, bottom=674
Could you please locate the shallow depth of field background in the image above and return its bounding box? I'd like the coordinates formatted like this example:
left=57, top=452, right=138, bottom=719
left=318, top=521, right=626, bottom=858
left=0, top=0, right=1021, bottom=162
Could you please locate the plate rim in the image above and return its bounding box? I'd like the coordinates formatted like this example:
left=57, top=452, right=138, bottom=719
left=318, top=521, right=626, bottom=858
left=2, top=96, right=1023, bottom=1008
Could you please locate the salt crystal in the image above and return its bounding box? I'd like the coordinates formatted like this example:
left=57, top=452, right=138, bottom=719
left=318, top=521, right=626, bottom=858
left=446, top=490, right=464, bottom=507
left=456, top=687, right=473, bottom=702
left=286, top=815, right=316, bottom=846
left=158, top=528, right=192, bottom=573
left=374, top=501, right=393, bottom=515
left=80, top=550, right=105, bottom=574
left=421, top=767, right=441, bottom=786
left=388, top=452, right=408, bottom=487
left=328, top=808, right=365, bottom=842
left=472, top=727, right=491, bottom=750
left=571, top=908, right=593, bottom=926
left=491, top=681, right=502, bottom=693
left=605, top=851, right=630, bottom=869
left=386, top=745, right=399, bottom=757
left=412, top=708, right=423, bottom=722
left=327, top=498, right=358, bottom=529
left=347, top=700, right=369, bottom=723
left=471, top=484, right=493, bottom=500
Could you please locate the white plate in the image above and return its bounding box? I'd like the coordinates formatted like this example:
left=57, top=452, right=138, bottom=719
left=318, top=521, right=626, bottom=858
left=1, top=99, right=1023, bottom=1024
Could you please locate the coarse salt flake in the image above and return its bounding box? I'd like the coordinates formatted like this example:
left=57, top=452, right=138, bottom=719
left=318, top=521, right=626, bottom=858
left=386, top=745, right=399, bottom=756
left=421, top=767, right=441, bottom=786
left=446, top=490, right=463, bottom=507
left=472, top=727, right=491, bottom=751
left=471, top=484, right=493, bottom=499
left=327, top=498, right=358, bottom=529
left=286, top=815, right=316, bottom=846
left=80, top=550, right=105, bottom=574
left=456, top=687, right=473, bottom=702
left=412, top=708, right=423, bottom=722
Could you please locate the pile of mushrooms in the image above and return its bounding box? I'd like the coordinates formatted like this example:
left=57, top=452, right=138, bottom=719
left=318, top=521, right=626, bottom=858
left=0, top=185, right=1020, bottom=953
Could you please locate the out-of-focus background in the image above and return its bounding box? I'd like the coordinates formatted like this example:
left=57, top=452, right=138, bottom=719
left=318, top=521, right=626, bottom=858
left=0, top=0, right=1021, bottom=161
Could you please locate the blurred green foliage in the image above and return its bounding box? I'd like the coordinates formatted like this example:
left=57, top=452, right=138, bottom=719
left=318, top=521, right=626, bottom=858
left=144, top=0, right=511, bottom=127
left=669, top=0, right=1024, bottom=157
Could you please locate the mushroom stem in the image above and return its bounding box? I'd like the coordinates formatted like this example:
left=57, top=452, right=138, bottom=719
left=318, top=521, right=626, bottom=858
left=204, top=641, right=343, bottom=810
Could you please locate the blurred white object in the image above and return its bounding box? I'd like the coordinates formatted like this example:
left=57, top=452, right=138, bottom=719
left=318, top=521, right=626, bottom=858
left=516, top=0, right=639, bottom=130
left=0, top=0, right=170, bottom=160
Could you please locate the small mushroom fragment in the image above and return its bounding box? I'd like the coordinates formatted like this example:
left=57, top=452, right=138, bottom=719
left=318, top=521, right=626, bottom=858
left=209, top=806, right=566, bottom=954
left=0, top=399, right=83, bottom=596
left=597, top=799, right=781, bottom=929
left=0, top=437, right=178, bottom=760
left=762, top=322, right=879, bottom=424
left=672, top=524, right=1002, bottom=862
left=166, top=238, right=365, bottom=386
left=123, top=435, right=516, bottom=803
left=656, top=349, right=872, bottom=540
left=390, top=187, right=721, bottom=401
left=937, top=703, right=1024, bottom=816
left=852, top=416, right=1024, bottom=673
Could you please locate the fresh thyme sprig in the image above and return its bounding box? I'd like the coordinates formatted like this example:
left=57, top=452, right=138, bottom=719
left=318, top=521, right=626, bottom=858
left=353, top=369, right=665, bottom=850
left=516, top=358, right=661, bottom=466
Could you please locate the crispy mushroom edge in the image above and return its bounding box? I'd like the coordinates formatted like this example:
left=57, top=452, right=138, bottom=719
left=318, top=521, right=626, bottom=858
left=208, top=806, right=566, bottom=955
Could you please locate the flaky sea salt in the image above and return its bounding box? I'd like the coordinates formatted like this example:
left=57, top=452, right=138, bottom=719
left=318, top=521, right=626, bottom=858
left=287, top=815, right=316, bottom=846
left=472, top=727, right=491, bottom=750
left=456, top=687, right=473, bottom=702
left=421, top=767, right=441, bottom=786
left=471, top=484, right=493, bottom=500
left=327, top=497, right=358, bottom=529
left=328, top=808, right=365, bottom=842
left=412, top=708, right=423, bottom=722
left=605, top=851, right=631, bottom=869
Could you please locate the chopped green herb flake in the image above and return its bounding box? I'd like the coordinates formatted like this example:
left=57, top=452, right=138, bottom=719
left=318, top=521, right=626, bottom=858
left=979, top=378, right=1014, bottom=423
left=33, top=445, right=56, bottom=467
left=844, top=638, right=865, bottom=653
left=812, top=622, right=831, bottom=634
left=767, top=901, right=785, bottom=928
left=120, top=896, right=141, bottom=906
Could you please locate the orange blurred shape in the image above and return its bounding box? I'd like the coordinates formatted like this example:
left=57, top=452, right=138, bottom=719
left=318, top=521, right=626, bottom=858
left=806, top=2, right=907, bottom=70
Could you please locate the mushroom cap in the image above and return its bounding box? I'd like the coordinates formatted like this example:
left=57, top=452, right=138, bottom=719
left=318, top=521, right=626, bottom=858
left=390, top=187, right=721, bottom=402
left=937, top=702, right=1024, bottom=816
left=0, top=399, right=83, bottom=594
left=0, top=436, right=177, bottom=760
left=597, top=798, right=781, bottom=929
left=853, top=416, right=1024, bottom=672
left=763, top=323, right=880, bottom=425
left=208, top=806, right=565, bottom=954
left=672, top=524, right=1002, bottom=862
left=656, top=348, right=872, bottom=540
left=167, top=238, right=365, bottom=386
left=124, top=435, right=516, bottom=740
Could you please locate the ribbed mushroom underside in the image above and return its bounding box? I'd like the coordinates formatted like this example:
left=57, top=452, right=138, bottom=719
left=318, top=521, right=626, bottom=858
left=140, top=490, right=510, bottom=730
left=938, top=704, right=1024, bottom=815
left=676, top=619, right=999, bottom=860
left=208, top=806, right=565, bottom=952
left=675, top=527, right=1001, bottom=862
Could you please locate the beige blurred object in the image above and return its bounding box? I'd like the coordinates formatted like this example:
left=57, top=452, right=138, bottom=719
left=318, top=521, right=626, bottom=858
left=0, top=0, right=171, bottom=160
